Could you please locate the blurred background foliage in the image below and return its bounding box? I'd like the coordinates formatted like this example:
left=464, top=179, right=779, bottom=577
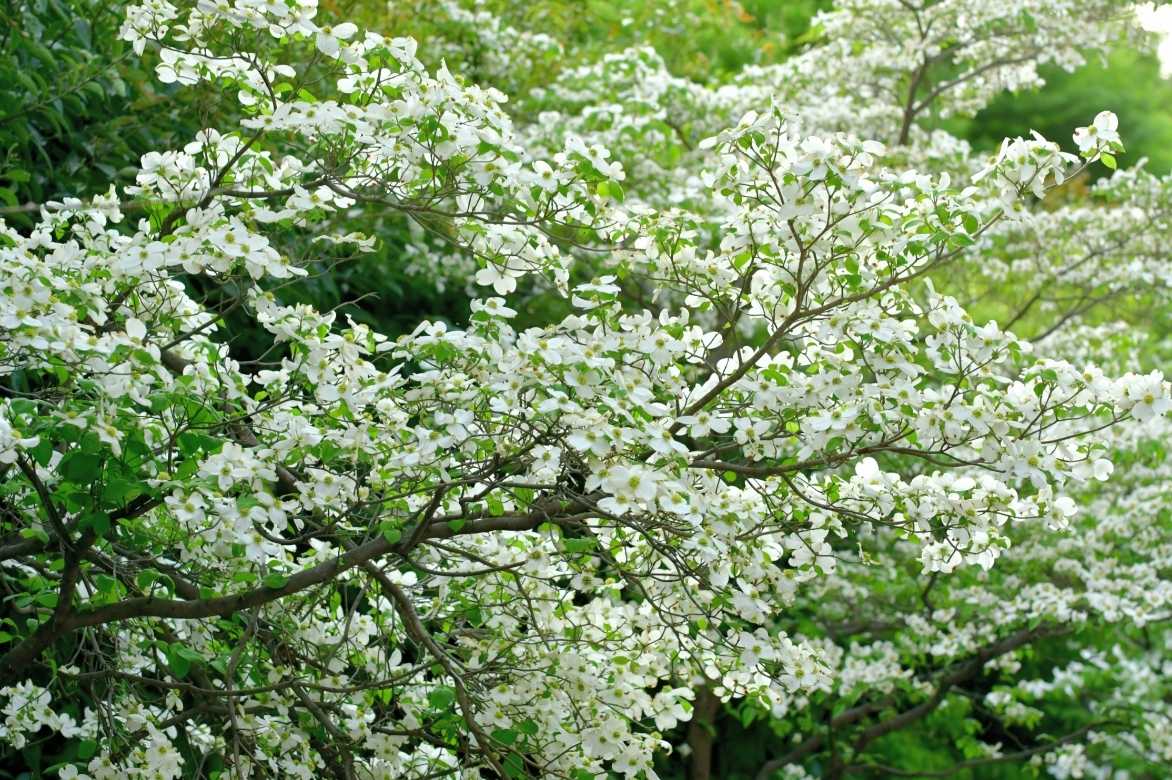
left=373, top=0, right=833, bottom=82
left=1, top=6, right=1168, bottom=772
left=963, top=48, right=1172, bottom=177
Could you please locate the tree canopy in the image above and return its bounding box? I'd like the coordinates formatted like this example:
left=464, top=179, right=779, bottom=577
left=1, top=2, right=1170, bottom=779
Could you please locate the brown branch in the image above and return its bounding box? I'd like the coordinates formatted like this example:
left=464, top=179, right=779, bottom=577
left=687, top=684, right=722, bottom=780
left=0, top=494, right=591, bottom=678
left=373, top=568, right=508, bottom=778
left=897, top=61, right=929, bottom=146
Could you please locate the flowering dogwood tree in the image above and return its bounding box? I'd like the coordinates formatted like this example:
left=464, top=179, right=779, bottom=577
left=1, top=1, right=1170, bottom=779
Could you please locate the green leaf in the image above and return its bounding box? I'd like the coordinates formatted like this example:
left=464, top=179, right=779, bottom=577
left=80, top=511, right=110, bottom=537
left=135, top=570, right=159, bottom=591
left=562, top=537, right=596, bottom=554
left=428, top=686, right=456, bottom=710
left=491, top=728, right=518, bottom=745
left=19, top=527, right=50, bottom=544
left=262, top=574, right=289, bottom=589
left=595, top=180, right=624, bottom=201
left=29, top=438, right=53, bottom=466
left=503, top=751, right=525, bottom=779
left=60, top=451, right=102, bottom=485
left=102, top=478, right=140, bottom=505
left=464, top=605, right=484, bottom=627
left=1100, top=152, right=1116, bottom=170
left=380, top=523, right=402, bottom=545
left=166, top=645, right=192, bottom=678
left=94, top=574, right=119, bottom=596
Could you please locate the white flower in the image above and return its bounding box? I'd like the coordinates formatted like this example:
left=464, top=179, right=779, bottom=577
left=475, top=263, right=520, bottom=295
left=0, top=407, right=39, bottom=465
left=472, top=297, right=518, bottom=318
left=1120, top=371, right=1171, bottom=422
left=315, top=22, right=358, bottom=57
left=677, top=410, right=730, bottom=438
left=1073, top=111, right=1121, bottom=153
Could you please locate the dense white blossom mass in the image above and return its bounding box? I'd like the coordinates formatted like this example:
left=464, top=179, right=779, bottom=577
left=1, top=1, right=1170, bottom=778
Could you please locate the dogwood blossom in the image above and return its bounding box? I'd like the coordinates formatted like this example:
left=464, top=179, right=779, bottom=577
left=1, top=1, right=1170, bottom=779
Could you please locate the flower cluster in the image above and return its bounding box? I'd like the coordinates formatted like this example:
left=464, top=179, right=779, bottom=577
left=0, top=1, right=1169, bottom=779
